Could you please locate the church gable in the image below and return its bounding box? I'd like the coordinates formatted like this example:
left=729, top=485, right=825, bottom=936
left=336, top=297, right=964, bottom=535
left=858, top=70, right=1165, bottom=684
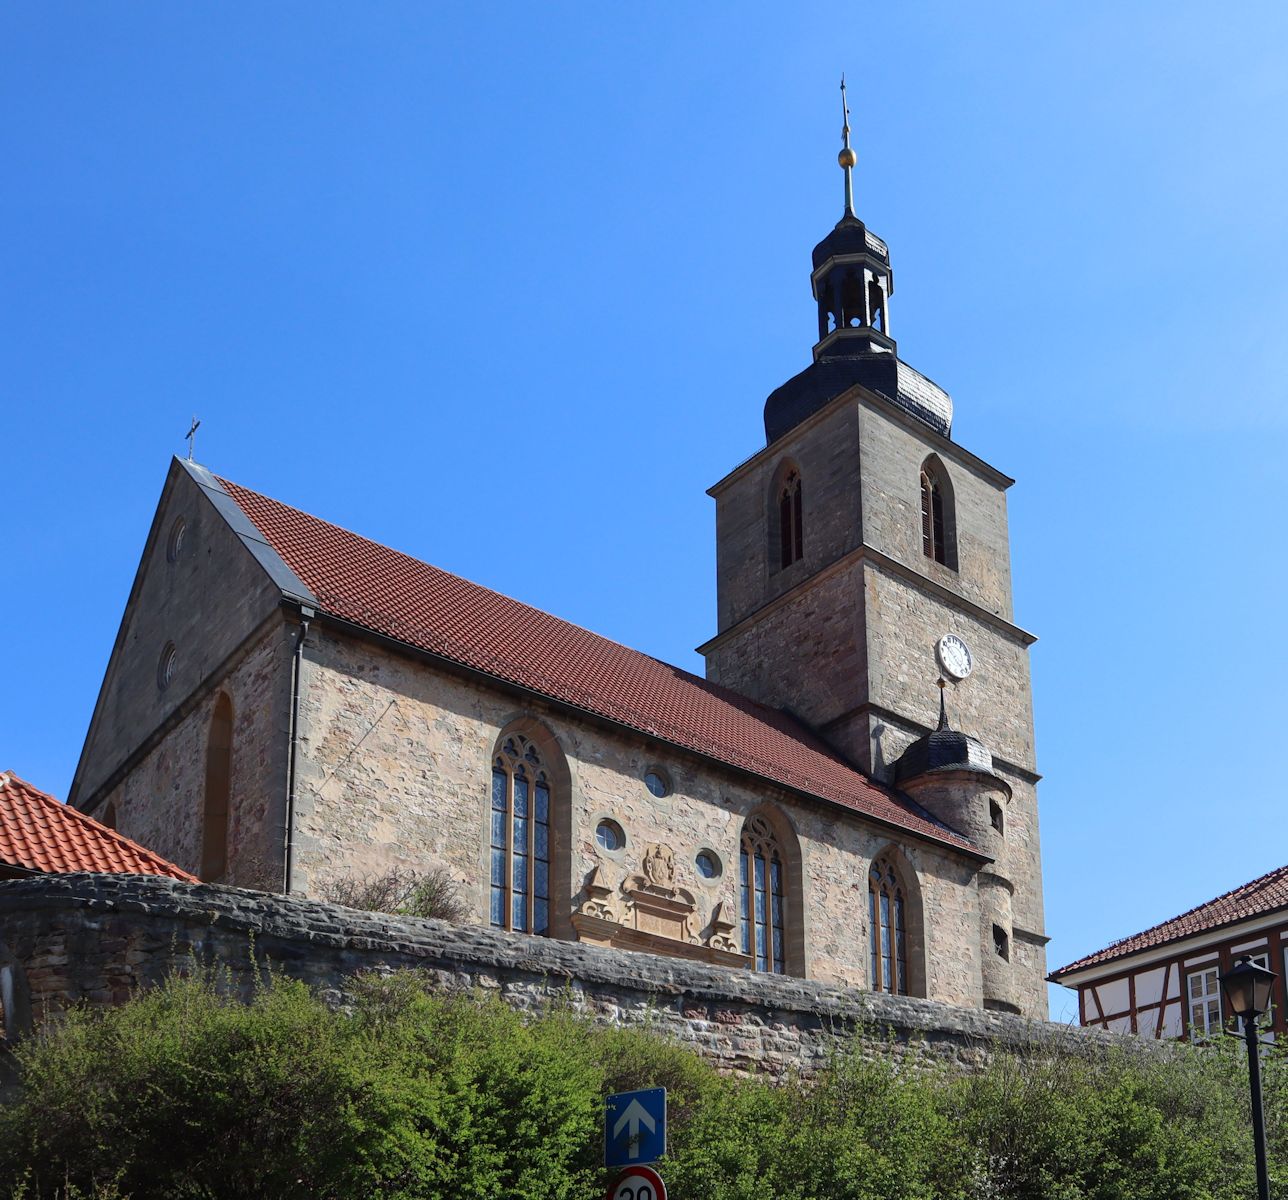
left=69, top=459, right=307, bottom=813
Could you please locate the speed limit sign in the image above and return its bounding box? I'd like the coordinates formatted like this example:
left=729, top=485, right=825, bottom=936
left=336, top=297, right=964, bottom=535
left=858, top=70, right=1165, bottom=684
left=606, top=1165, right=667, bottom=1200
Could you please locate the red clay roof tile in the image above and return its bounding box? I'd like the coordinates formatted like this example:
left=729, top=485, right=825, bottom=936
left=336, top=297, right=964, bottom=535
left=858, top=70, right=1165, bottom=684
left=217, top=476, right=976, bottom=854
left=0, top=772, right=196, bottom=881
left=1051, top=863, right=1288, bottom=978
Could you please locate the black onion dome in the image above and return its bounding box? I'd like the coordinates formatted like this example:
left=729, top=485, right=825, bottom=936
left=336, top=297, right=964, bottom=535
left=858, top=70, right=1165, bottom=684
left=892, top=724, right=995, bottom=784
left=811, top=215, right=890, bottom=270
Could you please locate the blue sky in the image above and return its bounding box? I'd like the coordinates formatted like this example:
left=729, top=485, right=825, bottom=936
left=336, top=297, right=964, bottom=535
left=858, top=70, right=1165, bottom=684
left=2, top=4, right=1285, bottom=1022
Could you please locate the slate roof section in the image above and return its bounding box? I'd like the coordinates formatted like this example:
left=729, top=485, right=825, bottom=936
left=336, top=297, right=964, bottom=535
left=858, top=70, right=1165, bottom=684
left=216, top=475, right=977, bottom=855
left=0, top=772, right=197, bottom=881
left=1050, top=863, right=1288, bottom=979
left=763, top=354, right=954, bottom=444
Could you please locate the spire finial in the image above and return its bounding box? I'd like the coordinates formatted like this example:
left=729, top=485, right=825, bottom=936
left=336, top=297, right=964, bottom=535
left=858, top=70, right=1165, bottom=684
left=838, top=74, right=857, bottom=218
left=936, top=677, right=949, bottom=731
left=185, top=416, right=201, bottom=462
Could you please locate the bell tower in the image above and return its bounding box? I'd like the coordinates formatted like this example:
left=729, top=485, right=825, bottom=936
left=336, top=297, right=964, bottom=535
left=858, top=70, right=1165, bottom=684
left=699, top=82, right=1048, bottom=1015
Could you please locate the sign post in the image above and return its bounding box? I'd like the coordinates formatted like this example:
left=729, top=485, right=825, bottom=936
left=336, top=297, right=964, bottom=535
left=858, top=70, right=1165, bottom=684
left=603, top=1087, right=666, bottom=1168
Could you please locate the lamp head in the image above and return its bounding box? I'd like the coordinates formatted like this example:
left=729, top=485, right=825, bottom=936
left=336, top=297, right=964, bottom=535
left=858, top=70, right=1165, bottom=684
left=1220, top=955, right=1277, bottom=1020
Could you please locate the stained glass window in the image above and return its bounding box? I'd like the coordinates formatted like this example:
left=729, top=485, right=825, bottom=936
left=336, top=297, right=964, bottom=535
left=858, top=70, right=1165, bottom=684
left=869, top=856, right=909, bottom=996
left=740, top=814, right=787, bottom=974
left=489, top=734, right=550, bottom=936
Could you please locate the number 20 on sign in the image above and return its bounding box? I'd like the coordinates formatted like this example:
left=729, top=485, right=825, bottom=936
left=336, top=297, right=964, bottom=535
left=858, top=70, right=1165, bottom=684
left=607, top=1165, right=667, bottom=1200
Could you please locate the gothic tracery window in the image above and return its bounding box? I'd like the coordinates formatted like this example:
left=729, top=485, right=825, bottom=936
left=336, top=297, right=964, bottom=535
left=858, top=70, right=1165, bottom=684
left=869, top=855, right=909, bottom=995
left=490, top=734, right=551, bottom=936
left=740, top=814, right=786, bottom=974
left=778, top=470, right=803, bottom=569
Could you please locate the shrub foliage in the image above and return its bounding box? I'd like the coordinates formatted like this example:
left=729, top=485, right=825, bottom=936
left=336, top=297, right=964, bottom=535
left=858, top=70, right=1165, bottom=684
left=0, top=973, right=1282, bottom=1199
left=319, top=868, right=468, bottom=923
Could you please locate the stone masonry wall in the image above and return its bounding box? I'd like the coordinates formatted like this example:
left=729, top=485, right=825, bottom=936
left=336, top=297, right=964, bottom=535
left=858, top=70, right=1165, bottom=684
left=0, top=875, right=1103, bottom=1079
left=96, top=619, right=293, bottom=891
left=290, top=627, right=987, bottom=1008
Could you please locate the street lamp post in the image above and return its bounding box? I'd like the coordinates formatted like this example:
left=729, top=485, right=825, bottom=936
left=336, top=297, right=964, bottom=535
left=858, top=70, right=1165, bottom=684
left=1220, top=955, right=1277, bottom=1200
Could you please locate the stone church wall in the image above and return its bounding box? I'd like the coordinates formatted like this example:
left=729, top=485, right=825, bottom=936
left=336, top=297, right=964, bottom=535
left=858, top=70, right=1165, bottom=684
left=94, top=619, right=293, bottom=890
left=289, top=626, right=987, bottom=1007
left=0, top=875, right=1101, bottom=1079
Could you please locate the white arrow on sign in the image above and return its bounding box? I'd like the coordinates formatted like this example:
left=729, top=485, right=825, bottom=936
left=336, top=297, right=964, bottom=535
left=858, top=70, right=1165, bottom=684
left=612, top=1098, right=657, bottom=1159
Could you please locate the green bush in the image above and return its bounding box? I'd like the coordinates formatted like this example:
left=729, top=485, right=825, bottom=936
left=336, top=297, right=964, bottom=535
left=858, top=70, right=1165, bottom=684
left=0, top=972, right=1281, bottom=1199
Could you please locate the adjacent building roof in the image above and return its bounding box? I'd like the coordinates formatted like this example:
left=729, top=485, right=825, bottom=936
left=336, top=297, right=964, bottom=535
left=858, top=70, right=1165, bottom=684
left=215, top=473, right=977, bottom=855
left=0, top=772, right=197, bottom=881
left=1050, top=863, right=1288, bottom=979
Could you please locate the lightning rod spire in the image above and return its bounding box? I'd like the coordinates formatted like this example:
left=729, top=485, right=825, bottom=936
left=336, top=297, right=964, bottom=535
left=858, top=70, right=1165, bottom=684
left=838, top=74, right=857, bottom=218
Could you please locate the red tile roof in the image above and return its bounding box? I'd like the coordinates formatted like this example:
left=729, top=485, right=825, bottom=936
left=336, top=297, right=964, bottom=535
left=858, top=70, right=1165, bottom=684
left=0, top=772, right=197, bottom=881
left=1051, top=863, right=1288, bottom=978
left=217, top=477, right=975, bottom=854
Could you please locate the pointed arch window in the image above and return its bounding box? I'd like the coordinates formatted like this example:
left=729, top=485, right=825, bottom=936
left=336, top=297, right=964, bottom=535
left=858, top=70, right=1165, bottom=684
left=201, top=693, right=233, bottom=882
left=920, top=461, right=954, bottom=568
left=869, top=855, right=909, bottom=995
left=740, top=814, right=787, bottom=974
left=778, top=470, right=804, bottom=569
left=490, top=734, right=550, bottom=936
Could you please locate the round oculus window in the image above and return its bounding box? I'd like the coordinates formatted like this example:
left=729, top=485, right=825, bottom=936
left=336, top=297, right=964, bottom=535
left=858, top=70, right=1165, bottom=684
left=595, top=819, right=624, bottom=852
left=643, top=770, right=670, bottom=798
left=695, top=851, right=721, bottom=880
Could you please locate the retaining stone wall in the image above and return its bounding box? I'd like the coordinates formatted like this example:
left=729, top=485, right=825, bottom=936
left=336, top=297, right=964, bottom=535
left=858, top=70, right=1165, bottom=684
left=0, top=875, right=1108, bottom=1078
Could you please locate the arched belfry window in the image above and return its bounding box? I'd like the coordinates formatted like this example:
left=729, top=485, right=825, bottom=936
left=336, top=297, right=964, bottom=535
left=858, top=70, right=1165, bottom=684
left=490, top=733, right=551, bottom=936
left=201, top=693, right=233, bottom=882
left=919, top=457, right=956, bottom=570
left=777, top=468, right=803, bottom=569
left=869, top=855, right=909, bottom=995
left=740, top=813, right=787, bottom=974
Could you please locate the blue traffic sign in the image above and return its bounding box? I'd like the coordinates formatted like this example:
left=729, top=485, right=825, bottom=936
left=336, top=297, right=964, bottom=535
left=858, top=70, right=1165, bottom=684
left=604, top=1087, right=666, bottom=1167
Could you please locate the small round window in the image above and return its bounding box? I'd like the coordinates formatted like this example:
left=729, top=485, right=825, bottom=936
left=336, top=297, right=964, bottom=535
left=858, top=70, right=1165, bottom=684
left=695, top=850, right=721, bottom=880
left=595, top=819, right=624, bottom=852
left=157, top=642, right=177, bottom=691
left=166, top=517, right=186, bottom=563
left=643, top=770, right=670, bottom=798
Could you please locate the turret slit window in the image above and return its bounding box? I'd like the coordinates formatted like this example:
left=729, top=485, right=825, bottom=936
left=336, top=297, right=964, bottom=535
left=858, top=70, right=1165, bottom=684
left=490, top=734, right=550, bottom=936
left=739, top=814, right=786, bottom=973
left=868, top=856, right=908, bottom=995
left=919, top=458, right=956, bottom=569
left=778, top=470, right=803, bottom=568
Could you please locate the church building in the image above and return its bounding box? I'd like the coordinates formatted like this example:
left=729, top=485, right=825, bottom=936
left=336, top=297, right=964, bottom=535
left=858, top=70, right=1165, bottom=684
left=68, top=89, right=1049, bottom=1017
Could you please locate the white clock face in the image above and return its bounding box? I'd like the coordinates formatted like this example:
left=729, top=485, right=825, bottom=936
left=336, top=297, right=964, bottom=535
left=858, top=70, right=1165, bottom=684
left=937, top=634, right=973, bottom=681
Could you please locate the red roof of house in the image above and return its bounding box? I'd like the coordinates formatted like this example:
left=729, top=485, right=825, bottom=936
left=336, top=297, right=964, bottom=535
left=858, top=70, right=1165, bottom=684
left=0, top=772, right=197, bottom=881
left=218, top=476, right=975, bottom=854
left=1051, top=863, right=1288, bottom=979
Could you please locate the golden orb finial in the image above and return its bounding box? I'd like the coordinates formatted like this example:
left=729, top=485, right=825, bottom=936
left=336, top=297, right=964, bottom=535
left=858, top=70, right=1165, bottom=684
left=838, top=147, right=857, bottom=169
